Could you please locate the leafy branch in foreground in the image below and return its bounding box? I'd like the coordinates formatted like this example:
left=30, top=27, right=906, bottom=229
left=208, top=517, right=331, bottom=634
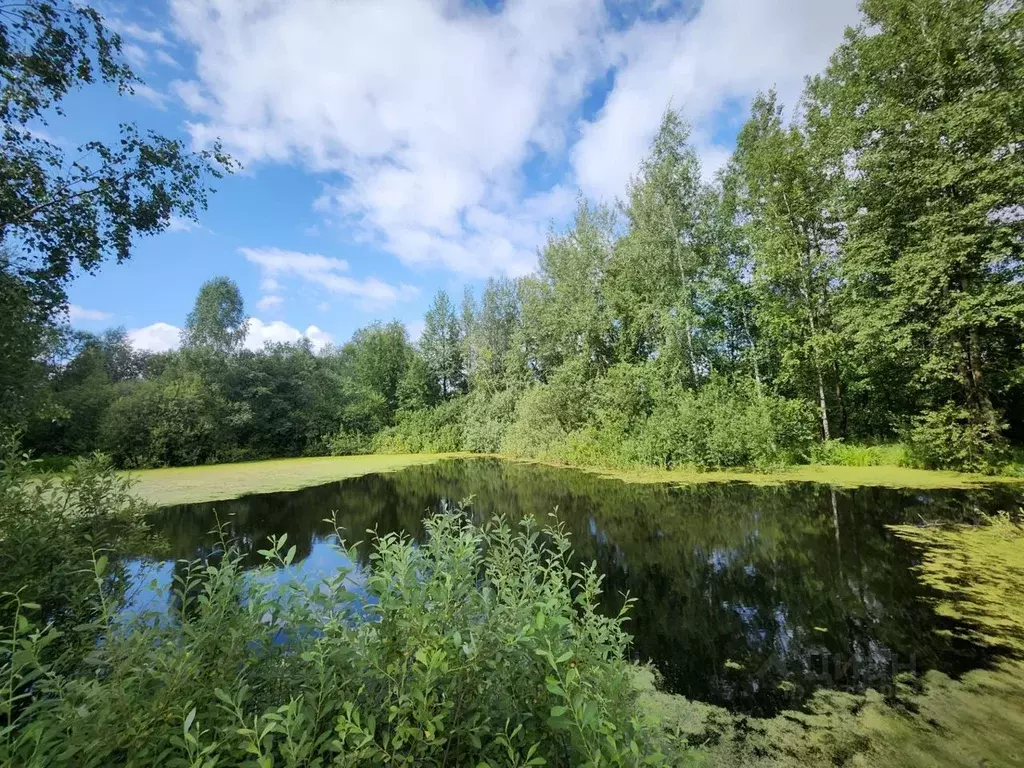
left=0, top=487, right=665, bottom=765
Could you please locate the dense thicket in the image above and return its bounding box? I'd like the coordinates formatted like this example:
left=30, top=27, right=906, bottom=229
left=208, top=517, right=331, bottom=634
left=11, top=0, right=1024, bottom=473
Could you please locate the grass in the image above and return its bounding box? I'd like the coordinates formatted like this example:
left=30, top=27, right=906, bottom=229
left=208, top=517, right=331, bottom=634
left=126, top=453, right=463, bottom=506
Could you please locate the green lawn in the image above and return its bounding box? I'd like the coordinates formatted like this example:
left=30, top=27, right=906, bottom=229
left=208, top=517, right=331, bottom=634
left=126, top=453, right=462, bottom=506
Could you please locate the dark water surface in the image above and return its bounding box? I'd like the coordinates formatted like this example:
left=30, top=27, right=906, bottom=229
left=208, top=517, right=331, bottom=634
left=140, top=458, right=1021, bottom=716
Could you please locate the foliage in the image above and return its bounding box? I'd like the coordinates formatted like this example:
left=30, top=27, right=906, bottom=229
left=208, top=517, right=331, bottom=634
left=0, top=0, right=233, bottom=305
left=0, top=432, right=149, bottom=668
left=809, top=440, right=914, bottom=468
left=421, top=290, right=465, bottom=399
left=372, top=399, right=466, bottom=454
left=181, top=277, right=248, bottom=353
left=13, top=0, right=1024, bottom=475
left=906, top=404, right=1009, bottom=473
left=0, top=477, right=665, bottom=765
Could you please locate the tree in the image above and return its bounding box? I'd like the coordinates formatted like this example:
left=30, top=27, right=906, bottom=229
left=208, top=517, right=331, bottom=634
left=181, top=277, right=248, bottom=353
left=610, top=110, right=708, bottom=383
left=0, top=250, right=61, bottom=428
left=811, top=0, right=1024, bottom=444
left=523, top=200, right=615, bottom=377
left=0, top=1, right=234, bottom=310
left=421, top=290, right=465, bottom=398
left=731, top=91, right=845, bottom=439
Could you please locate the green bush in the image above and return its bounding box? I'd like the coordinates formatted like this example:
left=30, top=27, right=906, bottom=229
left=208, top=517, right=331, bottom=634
left=810, top=440, right=914, bottom=467
left=0, top=433, right=150, bottom=672
left=1, top=498, right=666, bottom=766
left=100, top=374, right=233, bottom=467
left=321, top=425, right=373, bottom=456
left=371, top=398, right=466, bottom=454
left=462, top=388, right=520, bottom=453
left=906, top=404, right=1009, bottom=473
left=636, top=378, right=817, bottom=470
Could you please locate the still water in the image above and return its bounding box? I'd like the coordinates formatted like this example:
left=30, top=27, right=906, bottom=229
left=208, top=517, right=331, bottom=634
left=140, top=458, right=1021, bottom=716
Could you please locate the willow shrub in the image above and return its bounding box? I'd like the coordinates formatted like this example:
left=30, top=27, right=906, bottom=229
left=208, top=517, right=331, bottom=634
left=1, top=487, right=664, bottom=765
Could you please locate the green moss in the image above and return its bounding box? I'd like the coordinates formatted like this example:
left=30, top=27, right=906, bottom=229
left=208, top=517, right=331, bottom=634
left=126, top=453, right=462, bottom=506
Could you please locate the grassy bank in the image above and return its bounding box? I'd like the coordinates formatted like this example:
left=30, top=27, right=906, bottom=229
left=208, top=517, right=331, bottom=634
left=127, top=453, right=462, bottom=506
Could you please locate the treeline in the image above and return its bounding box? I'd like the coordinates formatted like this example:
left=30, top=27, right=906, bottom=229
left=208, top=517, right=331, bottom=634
left=17, top=0, right=1024, bottom=473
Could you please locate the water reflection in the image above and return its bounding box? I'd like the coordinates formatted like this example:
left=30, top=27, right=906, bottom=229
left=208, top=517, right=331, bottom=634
left=140, top=458, right=1021, bottom=715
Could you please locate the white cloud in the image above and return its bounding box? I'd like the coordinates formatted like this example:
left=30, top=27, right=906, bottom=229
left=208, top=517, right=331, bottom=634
left=170, top=0, right=604, bottom=276
left=245, top=318, right=332, bottom=352
left=260, top=277, right=282, bottom=292
left=110, top=19, right=170, bottom=47
left=155, top=49, right=182, bottom=69
left=129, top=319, right=332, bottom=353
left=132, top=83, right=169, bottom=110
left=123, top=43, right=149, bottom=69
left=129, top=322, right=181, bottom=353
left=240, top=247, right=418, bottom=310
left=573, top=0, right=861, bottom=196
left=256, top=294, right=284, bottom=312
left=68, top=304, right=112, bottom=322
left=171, top=0, right=858, bottom=276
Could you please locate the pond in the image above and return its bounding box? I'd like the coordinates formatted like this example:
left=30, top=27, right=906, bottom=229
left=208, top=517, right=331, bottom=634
left=137, top=458, right=1022, bottom=717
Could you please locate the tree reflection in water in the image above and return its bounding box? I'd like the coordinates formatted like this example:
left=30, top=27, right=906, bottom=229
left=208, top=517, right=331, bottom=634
left=139, top=458, right=1019, bottom=716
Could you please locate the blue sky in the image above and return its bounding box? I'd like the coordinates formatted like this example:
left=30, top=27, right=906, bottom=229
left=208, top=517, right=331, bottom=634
left=63, top=0, right=860, bottom=352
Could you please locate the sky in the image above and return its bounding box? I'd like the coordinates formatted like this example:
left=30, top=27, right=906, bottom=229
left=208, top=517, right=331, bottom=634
left=62, top=0, right=862, bottom=353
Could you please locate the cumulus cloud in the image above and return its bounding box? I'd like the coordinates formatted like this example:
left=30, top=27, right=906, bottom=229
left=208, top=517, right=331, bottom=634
left=170, top=0, right=602, bottom=276
left=240, top=247, right=418, bottom=310
left=245, top=318, right=332, bottom=352
left=573, top=0, right=861, bottom=195
left=171, top=0, right=857, bottom=276
left=68, top=304, right=113, bottom=322
left=129, top=322, right=181, bottom=353
left=128, top=319, right=332, bottom=353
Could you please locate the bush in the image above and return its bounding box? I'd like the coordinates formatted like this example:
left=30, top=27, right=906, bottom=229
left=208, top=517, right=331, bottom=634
left=0, top=433, right=150, bottom=672
left=906, top=404, right=1009, bottom=473
left=371, top=398, right=466, bottom=453
left=1, top=501, right=665, bottom=766
left=636, top=378, right=817, bottom=470
left=462, top=388, right=520, bottom=453
left=322, top=425, right=372, bottom=456
left=810, top=439, right=914, bottom=467
left=100, top=374, right=233, bottom=467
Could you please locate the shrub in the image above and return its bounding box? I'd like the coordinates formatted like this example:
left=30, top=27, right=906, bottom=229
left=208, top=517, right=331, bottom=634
left=636, top=378, right=817, bottom=470
left=0, top=433, right=150, bottom=672
left=906, top=404, right=1009, bottom=473
left=810, top=439, right=914, bottom=467
left=100, top=373, right=233, bottom=467
left=372, top=398, right=466, bottom=454
left=462, top=387, right=520, bottom=453
left=500, top=384, right=570, bottom=458
left=1, top=502, right=666, bottom=766
left=322, top=425, right=372, bottom=456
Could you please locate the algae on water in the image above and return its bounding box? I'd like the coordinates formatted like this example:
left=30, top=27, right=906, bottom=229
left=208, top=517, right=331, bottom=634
left=641, top=514, right=1024, bottom=767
